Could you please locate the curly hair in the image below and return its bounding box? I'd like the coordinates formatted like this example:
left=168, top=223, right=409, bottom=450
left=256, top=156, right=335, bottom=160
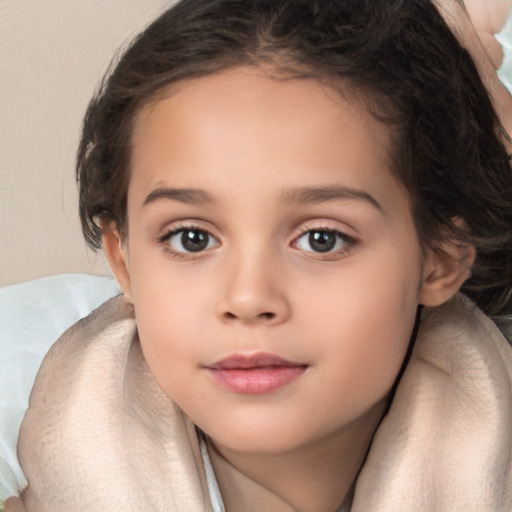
left=77, top=0, right=512, bottom=315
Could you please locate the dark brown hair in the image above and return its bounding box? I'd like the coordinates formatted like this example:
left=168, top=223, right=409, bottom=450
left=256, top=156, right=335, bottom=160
left=77, top=0, right=512, bottom=315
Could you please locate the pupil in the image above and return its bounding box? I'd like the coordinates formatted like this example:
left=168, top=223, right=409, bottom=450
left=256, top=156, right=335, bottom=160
left=182, top=230, right=208, bottom=252
left=309, top=231, right=335, bottom=253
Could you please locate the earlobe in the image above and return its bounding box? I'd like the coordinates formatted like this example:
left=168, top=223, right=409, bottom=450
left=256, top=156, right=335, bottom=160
left=418, top=241, right=476, bottom=307
left=100, top=220, right=133, bottom=302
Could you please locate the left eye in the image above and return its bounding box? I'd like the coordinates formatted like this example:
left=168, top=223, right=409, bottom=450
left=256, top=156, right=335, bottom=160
left=165, top=228, right=219, bottom=253
left=294, top=229, right=351, bottom=253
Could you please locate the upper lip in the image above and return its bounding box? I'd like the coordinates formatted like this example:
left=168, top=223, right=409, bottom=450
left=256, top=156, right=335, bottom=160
left=208, top=352, right=305, bottom=370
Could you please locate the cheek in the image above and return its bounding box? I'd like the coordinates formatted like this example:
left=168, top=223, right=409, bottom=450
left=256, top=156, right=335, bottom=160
left=133, top=276, right=208, bottom=339
left=325, top=282, right=416, bottom=368
left=294, top=243, right=422, bottom=341
left=126, top=259, right=211, bottom=394
left=133, top=304, right=214, bottom=411
left=294, top=253, right=421, bottom=407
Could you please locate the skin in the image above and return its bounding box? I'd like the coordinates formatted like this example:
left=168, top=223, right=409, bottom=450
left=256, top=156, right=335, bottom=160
left=464, top=0, right=510, bottom=68
left=435, top=0, right=512, bottom=151
left=103, top=68, right=472, bottom=512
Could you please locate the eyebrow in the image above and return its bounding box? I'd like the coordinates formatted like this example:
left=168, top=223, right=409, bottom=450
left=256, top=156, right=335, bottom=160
left=280, top=185, right=384, bottom=212
left=143, top=187, right=216, bottom=207
left=143, top=184, right=383, bottom=212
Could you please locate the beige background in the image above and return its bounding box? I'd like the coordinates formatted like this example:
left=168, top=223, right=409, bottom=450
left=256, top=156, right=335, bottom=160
left=0, top=0, right=168, bottom=287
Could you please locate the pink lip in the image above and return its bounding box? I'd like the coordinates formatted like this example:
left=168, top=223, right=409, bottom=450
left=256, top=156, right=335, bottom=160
left=207, top=353, right=308, bottom=394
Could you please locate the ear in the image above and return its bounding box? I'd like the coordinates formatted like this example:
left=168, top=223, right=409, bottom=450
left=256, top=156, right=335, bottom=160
left=418, top=239, right=476, bottom=307
left=100, top=219, right=133, bottom=302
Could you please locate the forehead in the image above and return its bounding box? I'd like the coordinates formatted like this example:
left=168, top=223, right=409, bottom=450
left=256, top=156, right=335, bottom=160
left=129, top=67, right=402, bottom=208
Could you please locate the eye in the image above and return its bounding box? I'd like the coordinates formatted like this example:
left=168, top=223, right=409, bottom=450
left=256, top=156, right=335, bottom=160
left=294, top=229, right=352, bottom=254
left=163, top=228, right=219, bottom=254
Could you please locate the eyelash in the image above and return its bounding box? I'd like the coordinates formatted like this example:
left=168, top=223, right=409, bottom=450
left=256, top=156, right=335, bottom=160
left=157, top=223, right=357, bottom=260
left=158, top=224, right=220, bottom=259
left=291, top=226, right=357, bottom=259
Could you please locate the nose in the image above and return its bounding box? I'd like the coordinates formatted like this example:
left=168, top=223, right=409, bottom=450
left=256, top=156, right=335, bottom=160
left=215, top=250, right=291, bottom=326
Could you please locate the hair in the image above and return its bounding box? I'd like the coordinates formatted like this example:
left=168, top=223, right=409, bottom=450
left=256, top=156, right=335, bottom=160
left=77, top=0, right=512, bottom=316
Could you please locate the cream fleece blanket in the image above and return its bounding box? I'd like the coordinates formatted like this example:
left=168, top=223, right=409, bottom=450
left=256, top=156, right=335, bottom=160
left=17, top=295, right=512, bottom=511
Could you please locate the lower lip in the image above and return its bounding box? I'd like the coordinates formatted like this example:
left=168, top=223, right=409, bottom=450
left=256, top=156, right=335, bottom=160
left=208, top=366, right=307, bottom=394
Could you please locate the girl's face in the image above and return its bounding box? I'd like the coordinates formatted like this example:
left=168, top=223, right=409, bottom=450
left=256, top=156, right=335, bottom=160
left=110, top=67, right=445, bottom=455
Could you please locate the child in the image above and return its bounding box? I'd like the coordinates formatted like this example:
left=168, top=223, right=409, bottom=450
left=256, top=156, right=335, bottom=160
left=6, top=0, right=512, bottom=510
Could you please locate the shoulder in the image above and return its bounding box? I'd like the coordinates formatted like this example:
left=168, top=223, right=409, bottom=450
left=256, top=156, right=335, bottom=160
left=30, top=294, right=136, bottom=388
left=418, top=294, right=512, bottom=381
left=17, top=296, right=211, bottom=511
left=18, top=294, right=138, bottom=458
left=0, top=274, right=120, bottom=502
left=353, top=294, right=512, bottom=510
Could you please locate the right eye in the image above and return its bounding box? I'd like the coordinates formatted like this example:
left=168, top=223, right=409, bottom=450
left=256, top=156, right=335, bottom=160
left=162, top=228, right=219, bottom=254
left=293, top=228, right=354, bottom=254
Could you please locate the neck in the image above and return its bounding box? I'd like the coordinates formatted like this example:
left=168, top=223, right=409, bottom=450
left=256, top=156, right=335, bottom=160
left=207, top=399, right=386, bottom=512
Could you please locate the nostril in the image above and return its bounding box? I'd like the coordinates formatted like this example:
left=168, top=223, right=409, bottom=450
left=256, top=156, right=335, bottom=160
left=222, top=310, right=276, bottom=322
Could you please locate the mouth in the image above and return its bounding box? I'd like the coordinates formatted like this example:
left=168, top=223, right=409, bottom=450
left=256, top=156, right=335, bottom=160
left=206, top=353, right=308, bottom=394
